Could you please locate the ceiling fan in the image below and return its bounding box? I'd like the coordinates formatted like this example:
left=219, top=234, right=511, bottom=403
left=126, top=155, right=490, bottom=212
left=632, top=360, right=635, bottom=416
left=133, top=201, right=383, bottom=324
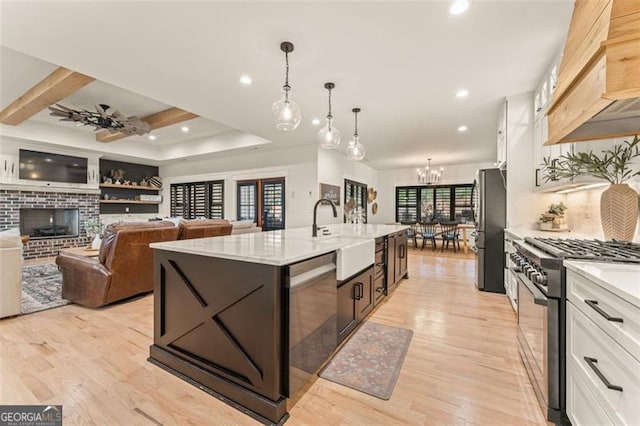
left=48, top=103, right=151, bottom=136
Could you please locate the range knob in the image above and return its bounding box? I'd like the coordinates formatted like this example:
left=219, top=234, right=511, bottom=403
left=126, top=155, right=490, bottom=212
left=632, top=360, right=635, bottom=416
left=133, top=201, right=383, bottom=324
left=535, top=274, right=548, bottom=286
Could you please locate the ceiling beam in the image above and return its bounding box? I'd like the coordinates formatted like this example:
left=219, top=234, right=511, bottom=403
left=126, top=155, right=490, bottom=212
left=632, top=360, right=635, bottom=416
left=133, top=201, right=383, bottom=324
left=96, top=107, right=199, bottom=142
left=0, top=67, right=95, bottom=125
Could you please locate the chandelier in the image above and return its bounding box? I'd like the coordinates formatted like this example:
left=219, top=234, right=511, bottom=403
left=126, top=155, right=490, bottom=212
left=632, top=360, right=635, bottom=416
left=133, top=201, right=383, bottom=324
left=48, top=103, right=151, bottom=136
left=417, top=158, right=444, bottom=184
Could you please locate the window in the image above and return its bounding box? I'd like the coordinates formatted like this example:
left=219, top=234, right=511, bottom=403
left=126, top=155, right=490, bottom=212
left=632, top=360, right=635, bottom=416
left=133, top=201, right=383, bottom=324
left=344, top=179, right=367, bottom=223
left=170, top=180, right=224, bottom=219
left=396, top=187, right=417, bottom=223
left=237, top=178, right=285, bottom=230
left=454, top=186, right=474, bottom=223
left=395, top=184, right=474, bottom=223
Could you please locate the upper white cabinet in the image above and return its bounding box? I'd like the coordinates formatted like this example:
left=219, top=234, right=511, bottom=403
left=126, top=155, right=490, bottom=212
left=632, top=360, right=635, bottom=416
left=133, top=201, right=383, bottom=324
left=496, top=100, right=507, bottom=167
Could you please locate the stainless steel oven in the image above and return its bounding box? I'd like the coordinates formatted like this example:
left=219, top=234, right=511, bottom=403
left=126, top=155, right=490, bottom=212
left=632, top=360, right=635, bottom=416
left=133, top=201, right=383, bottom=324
left=516, top=270, right=560, bottom=421
left=512, top=241, right=563, bottom=424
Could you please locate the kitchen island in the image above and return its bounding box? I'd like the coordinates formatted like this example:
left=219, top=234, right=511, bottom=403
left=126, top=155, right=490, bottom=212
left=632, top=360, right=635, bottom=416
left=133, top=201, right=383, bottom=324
left=148, top=224, right=408, bottom=425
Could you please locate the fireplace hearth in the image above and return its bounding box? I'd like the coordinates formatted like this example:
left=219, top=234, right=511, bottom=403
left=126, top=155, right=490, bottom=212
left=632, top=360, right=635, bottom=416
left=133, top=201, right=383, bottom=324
left=20, top=208, right=80, bottom=239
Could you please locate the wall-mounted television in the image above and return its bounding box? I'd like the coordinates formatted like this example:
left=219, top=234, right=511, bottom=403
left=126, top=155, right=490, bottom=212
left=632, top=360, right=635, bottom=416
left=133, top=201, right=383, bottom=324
left=19, top=149, right=88, bottom=184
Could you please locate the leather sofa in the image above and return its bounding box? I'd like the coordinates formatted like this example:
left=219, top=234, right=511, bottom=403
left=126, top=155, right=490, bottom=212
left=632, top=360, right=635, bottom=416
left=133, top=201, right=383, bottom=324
left=56, top=221, right=179, bottom=308
left=178, top=219, right=233, bottom=240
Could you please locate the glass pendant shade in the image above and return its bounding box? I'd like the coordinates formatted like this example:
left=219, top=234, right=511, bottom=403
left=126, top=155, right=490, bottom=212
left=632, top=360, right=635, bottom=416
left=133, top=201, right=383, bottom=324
left=272, top=89, right=301, bottom=131
left=346, top=136, right=366, bottom=161
left=318, top=118, right=341, bottom=149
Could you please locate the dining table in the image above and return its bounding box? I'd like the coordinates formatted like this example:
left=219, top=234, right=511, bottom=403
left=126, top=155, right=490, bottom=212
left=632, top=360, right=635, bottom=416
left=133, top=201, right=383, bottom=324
left=408, top=222, right=476, bottom=254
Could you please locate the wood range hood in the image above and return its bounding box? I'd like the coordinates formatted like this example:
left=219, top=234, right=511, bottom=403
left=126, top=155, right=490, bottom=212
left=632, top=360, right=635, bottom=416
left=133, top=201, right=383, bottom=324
left=546, top=0, right=640, bottom=145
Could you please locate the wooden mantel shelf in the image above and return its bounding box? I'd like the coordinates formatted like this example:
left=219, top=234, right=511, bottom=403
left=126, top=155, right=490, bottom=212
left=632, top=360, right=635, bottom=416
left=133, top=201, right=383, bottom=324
left=99, top=184, right=162, bottom=191
left=99, top=200, right=160, bottom=205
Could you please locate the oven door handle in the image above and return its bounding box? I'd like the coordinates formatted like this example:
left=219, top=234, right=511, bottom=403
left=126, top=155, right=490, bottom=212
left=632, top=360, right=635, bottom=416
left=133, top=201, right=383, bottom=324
left=517, top=273, right=547, bottom=306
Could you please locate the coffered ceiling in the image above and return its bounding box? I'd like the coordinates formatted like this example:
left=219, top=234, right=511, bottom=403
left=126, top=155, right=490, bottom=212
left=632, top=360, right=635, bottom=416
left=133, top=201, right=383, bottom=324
left=0, top=1, right=574, bottom=169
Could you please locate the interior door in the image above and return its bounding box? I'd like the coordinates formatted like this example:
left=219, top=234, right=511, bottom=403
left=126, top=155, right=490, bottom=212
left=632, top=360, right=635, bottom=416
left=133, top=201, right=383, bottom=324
left=261, top=178, right=285, bottom=231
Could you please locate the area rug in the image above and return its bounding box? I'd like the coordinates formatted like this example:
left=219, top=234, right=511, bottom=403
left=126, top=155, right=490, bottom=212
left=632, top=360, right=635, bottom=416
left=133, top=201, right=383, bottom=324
left=21, top=263, right=71, bottom=315
left=319, top=321, right=413, bottom=400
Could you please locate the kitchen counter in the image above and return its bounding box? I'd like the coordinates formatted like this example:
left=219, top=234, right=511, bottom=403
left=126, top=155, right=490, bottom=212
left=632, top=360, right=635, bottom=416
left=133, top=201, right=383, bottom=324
left=505, top=227, right=596, bottom=241
left=564, top=260, right=640, bottom=308
left=148, top=223, right=409, bottom=425
left=150, top=223, right=408, bottom=266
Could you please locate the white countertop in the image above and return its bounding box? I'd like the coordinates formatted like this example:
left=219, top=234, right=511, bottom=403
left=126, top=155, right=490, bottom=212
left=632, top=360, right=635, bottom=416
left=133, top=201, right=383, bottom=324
left=150, top=224, right=408, bottom=266
left=505, top=227, right=597, bottom=241
left=564, top=261, right=640, bottom=308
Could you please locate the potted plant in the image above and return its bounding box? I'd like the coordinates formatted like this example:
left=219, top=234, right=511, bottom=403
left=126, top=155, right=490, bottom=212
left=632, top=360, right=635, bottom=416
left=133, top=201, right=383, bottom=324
left=84, top=218, right=104, bottom=249
left=543, top=135, right=640, bottom=241
left=539, top=202, right=567, bottom=231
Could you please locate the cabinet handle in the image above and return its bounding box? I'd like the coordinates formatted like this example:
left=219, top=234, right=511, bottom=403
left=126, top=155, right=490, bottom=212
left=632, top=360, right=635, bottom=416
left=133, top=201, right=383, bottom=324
left=354, top=282, right=363, bottom=300
left=535, top=168, right=540, bottom=187
left=399, top=245, right=405, bottom=259
left=375, top=286, right=384, bottom=293
left=584, top=357, right=623, bottom=392
left=585, top=300, right=623, bottom=323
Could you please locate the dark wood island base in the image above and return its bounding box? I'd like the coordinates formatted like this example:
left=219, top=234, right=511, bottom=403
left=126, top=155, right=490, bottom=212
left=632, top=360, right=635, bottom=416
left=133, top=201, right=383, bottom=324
left=148, top=346, right=289, bottom=425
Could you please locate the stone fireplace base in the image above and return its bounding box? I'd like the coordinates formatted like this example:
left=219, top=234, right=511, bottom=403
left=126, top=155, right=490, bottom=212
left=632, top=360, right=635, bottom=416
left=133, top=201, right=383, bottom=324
left=0, top=188, right=99, bottom=259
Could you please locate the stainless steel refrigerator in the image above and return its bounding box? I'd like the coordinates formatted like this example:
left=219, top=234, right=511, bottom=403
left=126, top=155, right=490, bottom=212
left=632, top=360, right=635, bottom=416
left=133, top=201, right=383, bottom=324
left=474, top=168, right=506, bottom=293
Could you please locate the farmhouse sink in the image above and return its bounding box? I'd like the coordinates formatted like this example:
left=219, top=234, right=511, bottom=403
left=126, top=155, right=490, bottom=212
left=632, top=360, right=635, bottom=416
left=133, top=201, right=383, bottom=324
left=335, top=238, right=375, bottom=281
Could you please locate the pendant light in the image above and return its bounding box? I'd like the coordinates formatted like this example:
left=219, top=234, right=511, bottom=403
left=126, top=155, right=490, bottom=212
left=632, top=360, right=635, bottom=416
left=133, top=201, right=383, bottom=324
left=318, top=82, right=341, bottom=149
left=272, top=41, right=301, bottom=131
left=346, top=107, right=366, bottom=161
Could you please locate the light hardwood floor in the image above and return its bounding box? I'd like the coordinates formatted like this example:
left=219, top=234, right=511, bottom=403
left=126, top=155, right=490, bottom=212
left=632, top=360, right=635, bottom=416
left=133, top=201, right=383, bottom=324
left=1, top=249, right=545, bottom=425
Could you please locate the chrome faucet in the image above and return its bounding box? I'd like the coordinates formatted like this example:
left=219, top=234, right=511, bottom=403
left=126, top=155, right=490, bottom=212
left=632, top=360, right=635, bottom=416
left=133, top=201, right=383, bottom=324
left=312, top=198, right=338, bottom=237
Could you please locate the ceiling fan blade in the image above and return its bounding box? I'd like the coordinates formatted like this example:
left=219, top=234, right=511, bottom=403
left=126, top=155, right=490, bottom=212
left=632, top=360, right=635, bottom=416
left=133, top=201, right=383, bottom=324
left=52, top=103, right=75, bottom=112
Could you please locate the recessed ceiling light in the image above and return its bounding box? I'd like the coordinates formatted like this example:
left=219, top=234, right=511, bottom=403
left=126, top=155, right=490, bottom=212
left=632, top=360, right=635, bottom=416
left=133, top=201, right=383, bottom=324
left=449, top=0, right=469, bottom=15
left=456, top=89, right=469, bottom=98
left=45, top=158, right=52, bottom=162
left=239, top=75, right=252, bottom=85
left=458, top=125, right=468, bottom=133
left=311, top=118, right=321, bottom=126
left=181, top=126, right=190, bottom=133
left=148, top=135, right=156, bottom=140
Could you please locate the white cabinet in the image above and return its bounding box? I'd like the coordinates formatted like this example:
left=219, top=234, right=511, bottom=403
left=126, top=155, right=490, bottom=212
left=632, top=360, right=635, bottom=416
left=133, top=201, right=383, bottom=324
left=504, top=234, right=518, bottom=312
left=496, top=100, right=507, bottom=167
left=566, top=269, right=640, bottom=426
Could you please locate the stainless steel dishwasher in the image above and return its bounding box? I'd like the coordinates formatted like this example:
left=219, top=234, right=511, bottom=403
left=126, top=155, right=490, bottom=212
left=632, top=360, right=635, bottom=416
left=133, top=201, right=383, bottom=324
left=286, top=252, right=337, bottom=398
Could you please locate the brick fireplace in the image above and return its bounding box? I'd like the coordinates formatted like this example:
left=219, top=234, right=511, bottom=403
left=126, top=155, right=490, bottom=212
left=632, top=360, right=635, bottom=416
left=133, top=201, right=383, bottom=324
left=0, top=189, right=99, bottom=259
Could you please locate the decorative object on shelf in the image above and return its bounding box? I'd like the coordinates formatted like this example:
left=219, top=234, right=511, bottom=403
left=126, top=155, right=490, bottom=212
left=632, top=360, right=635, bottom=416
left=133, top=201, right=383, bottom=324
left=110, top=168, right=125, bottom=184
left=103, top=194, right=110, bottom=200
left=542, top=135, right=640, bottom=241
left=139, top=177, right=149, bottom=187
left=367, top=187, right=377, bottom=203
left=319, top=183, right=340, bottom=206
left=48, top=103, right=151, bottom=136
left=417, top=158, right=444, bottom=184
left=371, top=202, right=378, bottom=215
left=272, top=41, right=301, bottom=131
left=538, top=202, right=568, bottom=231
left=318, top=82, right=341, bottom=149
left=148, top=176, right=163, bottom=188
left=346, top=108, right=366, bottom=161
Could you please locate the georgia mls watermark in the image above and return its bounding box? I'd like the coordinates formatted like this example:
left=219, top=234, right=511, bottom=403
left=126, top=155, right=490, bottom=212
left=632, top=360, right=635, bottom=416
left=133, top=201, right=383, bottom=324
left=0, top=405, right=62, bottom=426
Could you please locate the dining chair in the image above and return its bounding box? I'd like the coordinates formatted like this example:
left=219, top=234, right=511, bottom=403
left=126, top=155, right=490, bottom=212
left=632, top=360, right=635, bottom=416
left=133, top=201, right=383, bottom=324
left=419, top=222, right=439, bottom=251
left=439, top=222, right=460, bottom=253
left=401, top=222, right=419, bottom=248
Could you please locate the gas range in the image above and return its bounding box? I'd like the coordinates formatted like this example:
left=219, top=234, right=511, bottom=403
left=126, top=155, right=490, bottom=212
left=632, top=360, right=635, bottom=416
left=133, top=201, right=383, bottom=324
left=526, top=237, right=640, bottom=264
left=511, top=237, right=640, bottom=298
left=511, top=236, right=640, bottom=424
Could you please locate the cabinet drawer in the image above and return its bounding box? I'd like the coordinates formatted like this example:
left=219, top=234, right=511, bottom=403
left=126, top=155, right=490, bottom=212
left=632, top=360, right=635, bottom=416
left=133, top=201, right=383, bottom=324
left=567, top=269, right=640, bottom=361
left=375, top=237, right=385, bottom=252
left=567, top=360, right=614, bottom=426
left=374, top=250, right=385, bottom=277
left=567, top=302, right=640, bottom=425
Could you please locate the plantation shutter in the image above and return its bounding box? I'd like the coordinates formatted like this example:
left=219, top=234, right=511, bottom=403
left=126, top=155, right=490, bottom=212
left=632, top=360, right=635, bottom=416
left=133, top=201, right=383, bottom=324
left=170, top=180, right=224, bottom=219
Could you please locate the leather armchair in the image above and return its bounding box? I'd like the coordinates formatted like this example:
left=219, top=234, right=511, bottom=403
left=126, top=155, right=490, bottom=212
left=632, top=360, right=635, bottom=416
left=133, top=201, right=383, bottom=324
left=178, top=219, right=233, bottom=240
left=56, top=221, right=179, bottom=308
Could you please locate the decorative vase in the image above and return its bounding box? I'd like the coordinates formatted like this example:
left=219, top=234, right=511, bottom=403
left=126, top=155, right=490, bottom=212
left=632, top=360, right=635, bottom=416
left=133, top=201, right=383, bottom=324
left=600, top=184, right=639, bottom=241
left=91, top=234, right=102, bottom=250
